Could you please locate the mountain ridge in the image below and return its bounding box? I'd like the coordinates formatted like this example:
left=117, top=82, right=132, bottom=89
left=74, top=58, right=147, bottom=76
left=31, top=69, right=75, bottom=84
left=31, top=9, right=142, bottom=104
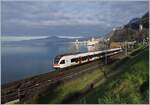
left=106, top=12, right=149, bottom=42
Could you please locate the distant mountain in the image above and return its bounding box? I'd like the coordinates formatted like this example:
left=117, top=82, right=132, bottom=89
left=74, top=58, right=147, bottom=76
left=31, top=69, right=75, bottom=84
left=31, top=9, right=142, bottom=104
left=124, top=18, right=140, bottom=30
left=2, top=35, right=90, bottom=47
left=125, top=12, right=149, bottom=30
left=107, top=12, right=149, bottom=42
left=141, top=12, right=149, bottom=28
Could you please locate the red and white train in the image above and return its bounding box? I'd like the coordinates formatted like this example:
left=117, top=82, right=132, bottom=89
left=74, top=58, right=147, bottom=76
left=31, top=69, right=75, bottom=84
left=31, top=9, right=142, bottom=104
left=53, top=48, right=122, bottom=69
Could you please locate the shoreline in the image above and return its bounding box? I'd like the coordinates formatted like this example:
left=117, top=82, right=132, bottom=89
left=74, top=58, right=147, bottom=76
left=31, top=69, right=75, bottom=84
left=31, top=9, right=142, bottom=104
left=1, top=70, right=57, bottom=88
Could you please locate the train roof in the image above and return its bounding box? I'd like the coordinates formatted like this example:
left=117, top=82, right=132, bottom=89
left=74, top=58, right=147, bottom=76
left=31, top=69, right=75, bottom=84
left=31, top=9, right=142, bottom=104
left=55, top=47, right=121, bottom=58
left=55, top=52, right=83, bottom=58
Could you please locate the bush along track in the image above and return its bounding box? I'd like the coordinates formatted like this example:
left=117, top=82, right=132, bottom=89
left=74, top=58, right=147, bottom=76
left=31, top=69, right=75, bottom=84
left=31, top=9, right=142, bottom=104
left=74, top=46, right=149, bottom=104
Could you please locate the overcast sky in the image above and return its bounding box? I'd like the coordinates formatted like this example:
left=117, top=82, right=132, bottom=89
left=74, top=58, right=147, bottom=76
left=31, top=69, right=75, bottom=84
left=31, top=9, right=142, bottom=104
left=1, top=1, right=149, bottom=37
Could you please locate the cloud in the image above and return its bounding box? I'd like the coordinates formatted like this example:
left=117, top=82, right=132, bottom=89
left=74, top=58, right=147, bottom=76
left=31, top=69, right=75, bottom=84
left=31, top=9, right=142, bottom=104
left=1, top=1, right=149, bottom=36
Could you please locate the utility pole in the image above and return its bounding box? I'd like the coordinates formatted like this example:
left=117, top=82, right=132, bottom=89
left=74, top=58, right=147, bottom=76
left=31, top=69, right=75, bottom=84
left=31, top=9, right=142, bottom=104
left=125, top=41, right=128, bottom=56
left=83, top=97, right=86, bottom=104
left=18, top=88, right=20, bottom=102
left=105, top=39, right=107, bottom=64
left=4, top=90, right=6, bottom=103
left=105, top=52, right=107, bottom=64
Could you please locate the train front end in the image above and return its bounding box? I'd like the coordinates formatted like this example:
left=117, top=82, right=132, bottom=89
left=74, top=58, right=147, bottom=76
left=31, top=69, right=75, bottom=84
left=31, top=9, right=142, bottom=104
left=53, top=55, right=61, bottom=69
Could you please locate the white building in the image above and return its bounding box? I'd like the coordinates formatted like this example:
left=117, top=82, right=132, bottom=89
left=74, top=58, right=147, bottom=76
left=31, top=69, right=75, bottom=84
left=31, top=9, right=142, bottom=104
left=87, top=37, right=99, bottom=46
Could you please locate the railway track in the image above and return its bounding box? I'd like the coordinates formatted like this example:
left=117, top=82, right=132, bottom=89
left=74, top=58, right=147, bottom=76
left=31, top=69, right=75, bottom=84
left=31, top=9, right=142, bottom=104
left=1, top=53, right=123, bottom=104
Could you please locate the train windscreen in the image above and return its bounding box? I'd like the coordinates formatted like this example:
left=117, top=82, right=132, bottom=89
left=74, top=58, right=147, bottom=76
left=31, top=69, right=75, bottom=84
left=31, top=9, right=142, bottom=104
left=54, top=56, right=61, bottom=64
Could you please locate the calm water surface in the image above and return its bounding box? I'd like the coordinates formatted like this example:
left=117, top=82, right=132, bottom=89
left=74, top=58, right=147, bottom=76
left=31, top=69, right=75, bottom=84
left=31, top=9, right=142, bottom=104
left=1, top=41, right=89, bottom=84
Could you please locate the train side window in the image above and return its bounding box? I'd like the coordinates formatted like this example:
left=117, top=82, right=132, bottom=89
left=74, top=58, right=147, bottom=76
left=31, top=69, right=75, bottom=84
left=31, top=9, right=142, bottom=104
left=71, top=58, right=78, bottom=63
left=93, top=54, right=97, bottom=57
left=89, top=55, right=92, bottom=59
left=82, top=56, right=87, bottom=61
left=101, top=52, right=105, bottom=55
left=60, top=60, right=65, bottom=64
left=91, top=55, right=94, bottom=58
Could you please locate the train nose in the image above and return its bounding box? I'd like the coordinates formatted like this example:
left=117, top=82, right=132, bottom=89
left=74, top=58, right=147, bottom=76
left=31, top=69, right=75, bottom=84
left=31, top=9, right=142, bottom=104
left=53, top=64, right=60, bottom=68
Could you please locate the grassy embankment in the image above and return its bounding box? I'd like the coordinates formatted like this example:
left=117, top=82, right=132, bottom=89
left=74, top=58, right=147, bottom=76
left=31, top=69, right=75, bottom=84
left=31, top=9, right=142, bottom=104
left=25, top=45, right=149, bottom=104
left=74, top=45, right=149, bottom=104
left=25, top=67, right=105, bottom=104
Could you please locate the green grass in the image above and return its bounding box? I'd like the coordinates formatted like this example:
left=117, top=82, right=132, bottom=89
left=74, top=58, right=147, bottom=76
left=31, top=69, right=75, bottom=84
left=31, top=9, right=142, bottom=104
left=74, top=46, right=149, bottom=104
left=25, top=68, right=105, bottom=104
left=25, top=45, right=149, bottom=104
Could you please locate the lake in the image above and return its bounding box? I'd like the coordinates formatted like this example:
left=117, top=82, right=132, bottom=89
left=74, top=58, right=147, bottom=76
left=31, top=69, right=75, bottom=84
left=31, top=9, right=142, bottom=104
left=1, top=37, right=91, bottom=84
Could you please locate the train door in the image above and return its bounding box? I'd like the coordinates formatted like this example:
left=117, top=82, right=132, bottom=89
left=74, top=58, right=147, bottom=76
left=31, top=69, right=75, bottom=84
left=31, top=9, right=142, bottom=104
left=88, top=55, right=90, bottom=61
left=59, top=59, right=65, bottom=68
left=65, top=59, right=70, bottom=67
left=79, top=57, right=82, bottom=64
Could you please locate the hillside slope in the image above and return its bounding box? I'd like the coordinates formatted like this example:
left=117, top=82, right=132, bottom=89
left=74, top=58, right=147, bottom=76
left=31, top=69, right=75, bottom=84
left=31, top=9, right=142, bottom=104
left=109, top=12, right=149, bottom=42
left=74, top=46, right=149, bottom=104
